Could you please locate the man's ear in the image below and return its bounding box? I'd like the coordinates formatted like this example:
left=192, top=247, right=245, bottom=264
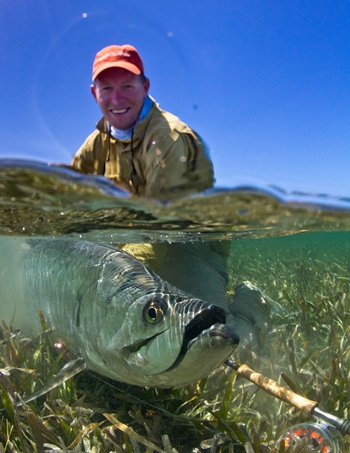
left=90, top=84, right=97, bottom=101
left=143, top=78, right=150, bottom=96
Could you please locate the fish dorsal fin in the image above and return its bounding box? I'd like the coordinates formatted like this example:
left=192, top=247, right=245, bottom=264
left=22, top=357, right=86, bottom=405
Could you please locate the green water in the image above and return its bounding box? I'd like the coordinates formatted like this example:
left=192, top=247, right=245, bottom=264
left=229, top=231, right=350, bottom=290
left=1, top=161, right=350, bottom=452
left=229, top=231, right=350, bottom=345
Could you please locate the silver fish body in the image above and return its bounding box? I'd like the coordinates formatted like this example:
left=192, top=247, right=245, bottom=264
left=0, top=238, right=238, bottom=387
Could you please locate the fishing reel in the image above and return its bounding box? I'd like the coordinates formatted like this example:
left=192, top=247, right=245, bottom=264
left=278, top=417, right=343, bottom=453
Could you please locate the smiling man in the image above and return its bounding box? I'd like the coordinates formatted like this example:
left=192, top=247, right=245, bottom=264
left=71, top=44, right=214, bottom=199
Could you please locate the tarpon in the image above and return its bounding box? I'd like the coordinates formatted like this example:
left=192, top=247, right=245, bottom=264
left=0, top=237, right=239, bottom=388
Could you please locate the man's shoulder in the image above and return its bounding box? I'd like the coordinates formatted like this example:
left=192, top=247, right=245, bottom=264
left=142, top=103, right=198, bottom=145
left=76, top=124, right=108, bottom=157
left=83, top=119, right=108, bottom=144
left=152, top=103, right=191, bottom=132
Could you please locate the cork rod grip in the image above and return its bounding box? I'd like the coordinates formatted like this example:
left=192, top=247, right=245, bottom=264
left=237, top=364, right=318, bottom=417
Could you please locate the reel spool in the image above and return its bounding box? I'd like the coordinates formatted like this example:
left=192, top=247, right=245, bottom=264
left=277, top=418, right=343, bottom=453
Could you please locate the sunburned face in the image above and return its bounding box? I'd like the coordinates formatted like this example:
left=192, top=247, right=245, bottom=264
left=91, top=67, right=150, bottom=130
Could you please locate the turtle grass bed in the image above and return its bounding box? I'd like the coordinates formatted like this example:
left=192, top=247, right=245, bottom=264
left=1, top=234, right=350, bottom=452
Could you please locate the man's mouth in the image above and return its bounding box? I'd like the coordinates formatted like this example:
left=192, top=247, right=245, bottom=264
left=111, top=108, right=129, bottom=114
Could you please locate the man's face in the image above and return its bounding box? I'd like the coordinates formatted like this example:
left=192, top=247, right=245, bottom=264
left=91, top=67, right=150, bottom=130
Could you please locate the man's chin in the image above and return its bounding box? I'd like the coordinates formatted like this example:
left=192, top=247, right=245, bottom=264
left=107, top=114, right=136, bottom=131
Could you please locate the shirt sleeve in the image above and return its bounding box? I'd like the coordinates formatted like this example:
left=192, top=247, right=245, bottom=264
left=143, top=131, right=215, bottom=200
left=71, top=131, right=107, bottom=175
left=71, top=139, right=96, bottom=174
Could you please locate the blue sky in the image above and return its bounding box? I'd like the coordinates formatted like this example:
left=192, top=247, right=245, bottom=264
left=1, top=0, right=349, bottom=197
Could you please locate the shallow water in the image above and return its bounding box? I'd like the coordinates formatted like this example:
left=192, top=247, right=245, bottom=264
left=1, top=158, right=350, bottom=343
left=1, top=158, right=350, bottom=327
left=1, top=159, right=350, bottom=243
left=1, top=159, right=350, bottom=450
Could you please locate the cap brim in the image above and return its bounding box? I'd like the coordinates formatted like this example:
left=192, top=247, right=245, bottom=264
left=93, top=61, right=141, bottom=80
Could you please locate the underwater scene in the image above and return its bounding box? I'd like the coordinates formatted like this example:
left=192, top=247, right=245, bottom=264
left=1, top=161, right=350, bottom=452
left=2, top=0, right=350, bottom=450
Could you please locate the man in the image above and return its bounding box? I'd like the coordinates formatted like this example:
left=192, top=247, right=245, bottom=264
left=71, top=44, right=214, bottom=200
left=71, top=45, right=270, bottom=352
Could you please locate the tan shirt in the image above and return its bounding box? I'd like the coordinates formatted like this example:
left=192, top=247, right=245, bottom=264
left=71, top=101, right=214, bottom=200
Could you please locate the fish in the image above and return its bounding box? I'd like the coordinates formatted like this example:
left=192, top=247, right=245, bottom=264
left=0, top=237, right=239, bottom=388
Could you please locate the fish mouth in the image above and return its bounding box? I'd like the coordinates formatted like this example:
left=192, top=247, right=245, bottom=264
left=175, top=305, right=239, bottom=363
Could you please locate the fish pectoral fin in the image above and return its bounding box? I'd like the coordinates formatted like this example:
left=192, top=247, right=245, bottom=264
left=22, top=357, right=87, bottom=405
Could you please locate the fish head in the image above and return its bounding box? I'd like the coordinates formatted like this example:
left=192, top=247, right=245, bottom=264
left=96, top=292, right=239, bottom=387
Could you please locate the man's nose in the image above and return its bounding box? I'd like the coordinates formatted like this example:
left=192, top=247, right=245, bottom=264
left=110, top=89, right=124, bottom=102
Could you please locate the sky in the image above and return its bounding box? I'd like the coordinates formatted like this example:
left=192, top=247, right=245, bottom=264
left=1, top=0, right=349, bottom=198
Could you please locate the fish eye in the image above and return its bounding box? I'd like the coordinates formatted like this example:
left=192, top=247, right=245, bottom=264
left=143, top=299, right=166, bottom=325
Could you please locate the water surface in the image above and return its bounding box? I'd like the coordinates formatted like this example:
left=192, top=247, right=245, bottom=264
left=1, top=159, right=349, bottom=242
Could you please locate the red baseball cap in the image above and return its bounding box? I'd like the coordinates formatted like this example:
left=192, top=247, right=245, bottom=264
left=92, top=44, right=144, bottom=81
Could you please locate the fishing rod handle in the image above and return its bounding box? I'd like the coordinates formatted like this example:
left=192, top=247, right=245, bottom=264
left=237, top=364, right=318, bottom=417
